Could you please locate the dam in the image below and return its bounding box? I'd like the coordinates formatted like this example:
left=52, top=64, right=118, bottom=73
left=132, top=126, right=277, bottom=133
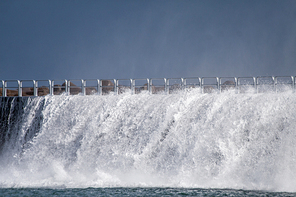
left=0, top=76, right=295, bottom=192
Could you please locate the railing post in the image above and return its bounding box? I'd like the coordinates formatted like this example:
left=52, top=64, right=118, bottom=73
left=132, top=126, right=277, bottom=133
left=4, top=81, right=7, bottom=97
left=131, top=79, right=135, bottom=94
left=201, top=78, right=204, bottom=94
left=254, top=77, right=258, bottom=93
left=81, top=79, right=85, bottom=96
left=64, top=79, right=68, bottom=93
left=181, top=78, right=185, bottom=90
left=148, top=78, right=151, bottom=93
left=237, top=77, right=241, bottom=94
left=18, top=80, right=22, bottom=97
left=33, top=80, right=37, bottom=96
left=219, top=78, right=222, bottom=93
left=234, top=77, right=238, bottom=93
left=97, top=79, right=102, bottom=95
left=67, top=80, right=70, bottom=94
left=164, top=78, right=168, bottom=94
left=51, top=80, right=54, bottom=95
left=216, top=77, right=219, bottom=93
left=272, top=76, right=275, bottom=92
left=114, top=79, right=118, bottom=95
left=274, top=76, right=278, bottom=93
left=293, top=76, right=295, bottom=91
left=49, top=80, right=53, bottom=95
left=1, top=80, right=5, bottom=97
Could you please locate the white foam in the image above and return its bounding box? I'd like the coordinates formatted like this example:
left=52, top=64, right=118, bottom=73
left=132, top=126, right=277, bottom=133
left=0, top=89, right=295, bottom=191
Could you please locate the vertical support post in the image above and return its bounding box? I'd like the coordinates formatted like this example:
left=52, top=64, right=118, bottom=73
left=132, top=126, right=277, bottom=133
left=18, top=80, right=22, bottom=97
left=33, top=80, right=37, bottom=96
left=97, top=79, right=102, bottom=95
left=148, top=78, right=151, bottom=94
left=49, top=80, right=53, bottom=95
left=181, top=78, right=184, bottom=90
left=201, top=78, right=204, bottom=94
left=182, top=78, right=186, bottom=90
left=237, top=78, right=241, bottom=94
left=67, top=80, right=70, bottom=94
left=274, top=76, right=278, bottom=93
left=64, top=79, right=68, bottom=93
left=131, top=79, right=135, bottom=94
left=1, top=80, right=5, bottom=97
left=164, top=78, right=168, bottom=94
left=292, top=76, right=295, bottom=90
left=216, top=77, right=219, bottom=93
left=81, top=79, right=85, bottom=96
left=114, top=79, right=118, bottom=95
left=254, top=77, right=257, bottom=93
left=234, top=77, right=238, bottom=94
left=218, top=78, right=222, bottom=93
left=4, top=81, right=7, bottom=97
left=272, top=76, right=275, bottom=92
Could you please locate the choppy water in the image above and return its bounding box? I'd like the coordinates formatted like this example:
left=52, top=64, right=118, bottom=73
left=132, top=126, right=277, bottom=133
left=0, top=88, right=295, bottom=194
left=1, top=187, right=296, bottom=197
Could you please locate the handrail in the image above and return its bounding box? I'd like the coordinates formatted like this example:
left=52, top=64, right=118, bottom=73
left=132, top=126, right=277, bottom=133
left=2, top=80, right=21, bottom=97
left=256, top=76, right=275, bottom=93
left=132, top=78, right=149, bottom=94
left=237, top=77, right=256, bottom=93
left=149, top=78, right=167, bottom=94
left=201, top=77, right=219, bottom=94
left=51, top=79, right=67, bottom=95
left=36, top=80, right=52, bottom=95
left=67, top=79, right=84, bottom=95
left=219, top=77, right=237, bottom=93
left=1, top=80, right=5, bottom=97
left=117, top=79, right=134, bottom=94
left=0, top=76, right=295, bottom=97
left=273, top=76, right=294, bottom=93
left=183, top=77, right=202, bottom=91
left=19, top=80, right=37, bottom=97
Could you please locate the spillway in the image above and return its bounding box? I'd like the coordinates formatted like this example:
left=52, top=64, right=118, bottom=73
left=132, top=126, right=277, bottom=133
left=0, top=88, right=295, bottom=192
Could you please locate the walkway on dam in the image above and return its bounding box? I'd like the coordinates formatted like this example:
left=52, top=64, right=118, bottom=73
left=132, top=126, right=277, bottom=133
left=1, top=76, right=295, bottom=97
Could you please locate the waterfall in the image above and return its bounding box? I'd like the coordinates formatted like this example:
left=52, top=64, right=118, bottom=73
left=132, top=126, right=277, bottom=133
left=0, top=88, right=295, bottom=192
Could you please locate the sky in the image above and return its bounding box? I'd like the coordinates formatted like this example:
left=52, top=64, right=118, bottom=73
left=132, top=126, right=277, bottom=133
left=1, top=0, right=296, bottom=81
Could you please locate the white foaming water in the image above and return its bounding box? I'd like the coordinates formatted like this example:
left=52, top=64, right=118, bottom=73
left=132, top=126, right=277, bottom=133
left=0, top=88, right=295, bottom=192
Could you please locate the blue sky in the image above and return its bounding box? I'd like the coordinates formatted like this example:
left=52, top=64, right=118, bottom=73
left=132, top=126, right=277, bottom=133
left=1, top=0, right=296, bottom=80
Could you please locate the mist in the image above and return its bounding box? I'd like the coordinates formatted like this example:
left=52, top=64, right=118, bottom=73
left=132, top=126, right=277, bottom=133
left=0, top=0, right=295, bottom=80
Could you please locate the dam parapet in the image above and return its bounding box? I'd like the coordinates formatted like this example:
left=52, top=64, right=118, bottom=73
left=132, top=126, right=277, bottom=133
left=1, top=76, right=295, bottom=97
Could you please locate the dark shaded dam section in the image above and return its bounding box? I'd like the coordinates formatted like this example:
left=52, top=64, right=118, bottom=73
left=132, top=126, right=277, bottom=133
left=0, top=97, right=45, bottom=155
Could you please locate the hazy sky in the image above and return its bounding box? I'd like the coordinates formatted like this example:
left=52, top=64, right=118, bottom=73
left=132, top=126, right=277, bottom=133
left=1, top=0, right=296, bottom=80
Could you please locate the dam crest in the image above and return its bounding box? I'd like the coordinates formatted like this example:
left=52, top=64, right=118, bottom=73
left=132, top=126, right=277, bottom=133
left=1, top=76, right=295, bottom=97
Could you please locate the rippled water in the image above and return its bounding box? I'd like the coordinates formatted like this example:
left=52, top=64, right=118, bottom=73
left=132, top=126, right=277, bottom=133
left=1, top=187, right=296, bottom=197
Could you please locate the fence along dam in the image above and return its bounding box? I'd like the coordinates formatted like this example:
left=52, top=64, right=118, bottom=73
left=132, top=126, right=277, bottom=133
left=0, top=76, right=296, bottom=192
left=1, top=76, right=296, bottom=96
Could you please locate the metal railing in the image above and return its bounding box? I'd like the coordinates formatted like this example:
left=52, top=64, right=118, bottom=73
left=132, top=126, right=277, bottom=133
left=1, top=76, right=295, bottom=97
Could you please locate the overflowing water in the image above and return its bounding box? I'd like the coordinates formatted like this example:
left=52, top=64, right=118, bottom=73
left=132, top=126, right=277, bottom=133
left=0, top=88, right=295, bottom=192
